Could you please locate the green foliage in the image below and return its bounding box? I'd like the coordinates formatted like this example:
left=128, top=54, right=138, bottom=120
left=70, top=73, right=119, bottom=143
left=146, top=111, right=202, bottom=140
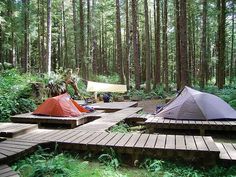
left=109, top=122, right=130, bottom=133
left=98, top=148, right=120, bottom=170
left=92, top=74, right=120, bottom=84
left=0, top=69, right=37, bottom=121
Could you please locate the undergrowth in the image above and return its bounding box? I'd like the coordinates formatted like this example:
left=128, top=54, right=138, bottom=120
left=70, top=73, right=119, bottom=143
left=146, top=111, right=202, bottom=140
left=12, top=147, right=236, bottom=177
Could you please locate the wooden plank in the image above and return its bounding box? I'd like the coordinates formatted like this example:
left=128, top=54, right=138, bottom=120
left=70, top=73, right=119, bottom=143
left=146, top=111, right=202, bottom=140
left=0, top=171, right=19, bottom=177
left=88, top=132, right=109, bottom=145
left=134, top=134, right=149, bottom=148
left=194, top=136, right=208, bottom=151
left=216, top=143, right=231, bottom=160
left=0, top=143, right=30, bottom=150
left=223, top=143, right=236, bottom=160
left=203, top=136, right=219, bottom=152
left=175, top=135, right=186, bottom=150
left=79, top=132, right=103, bottom=144
left=0, top=165, right=8, bottom=170
left=72, top=132, right=95, bottom=143
left=115, top=134, right=132, bottom=147
left=52, top=131, right=80, bottom=142
left=0, top=166, right=12, bottom=174
left=185, top=136, right=197, bottom=150
left=63, top=131, right=88, bottom=143
left=0, top=152, right=6, bottom=159
left=125, top=134, right=141, bottom=147
left=165, top=135, right=175, bottom=149
left=155, top=135, right=166, bottom=149
left=97, top=133, right=117, bottom=146
left=106, top=133, right=124, bottom=146
left=144, top=134, right=157, bottom=148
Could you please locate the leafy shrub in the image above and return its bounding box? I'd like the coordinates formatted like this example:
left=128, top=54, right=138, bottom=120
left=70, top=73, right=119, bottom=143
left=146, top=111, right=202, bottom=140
left=109, top=122, right=130, bottom=133
left=98, top=148, right=120, bottom=169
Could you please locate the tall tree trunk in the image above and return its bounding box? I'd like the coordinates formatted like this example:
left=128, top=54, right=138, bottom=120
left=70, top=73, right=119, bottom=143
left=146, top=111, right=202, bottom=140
left=200, top=0, right=207, bottom=89
left=79, top=0, right=86, bottom=77
left=154, top=0, right=161, bottom=88
left=144, top=0, right=151, bottom=92
left=132, top=0, right=141, bottom=89
left=125, top=0, right=130, bottom=90
left=87, top=0, right=91, bottom=79
left=217, top=0, right=226, bottom=89
left=41, top=0, right=46, bottom=72
left=175, top=0, right=181, bottom=90
left=73, top=0, right=79, bottom=67
left=179, top=0, right=189, bottom=88
left=46, top=0, right=52, bottom=75
left=230, top=1, right=235, bottom=83
left=162, top=0, right=168, bottom=91
left=23, top=0, right=29, bottom=72
left=116, top=0, right=125, bottom=84
left=62, top=0, right=69, bottom=68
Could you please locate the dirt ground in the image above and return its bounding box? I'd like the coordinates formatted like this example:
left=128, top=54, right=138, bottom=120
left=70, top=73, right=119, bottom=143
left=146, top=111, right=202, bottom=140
left=137, top=99, right=165, bottom=113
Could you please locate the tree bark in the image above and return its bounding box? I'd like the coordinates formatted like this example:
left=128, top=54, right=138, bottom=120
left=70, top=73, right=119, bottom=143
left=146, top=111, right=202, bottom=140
left=154, top=0, right=161, bottom=88
left=46, top=0, right=52, bottom=75
left=72, top=0, right=79, bottom=67
left=162, top=0, right=168, bottom=91
left=23, top=0, right=30, bottom=72
left=217, top=0, right=226, bottom=89
left=230, top=1, right=235, bottom=83
left=144, top=0, right=151, bottom=92
left=132, top=0, right=141, bottom=89
left=179, top=0, right=189, bottom=88
left=200, top=0, right=207, bottom=89
left=125, top=0, right=130, bottom=90
left=116, top=0, right=125, bottom=84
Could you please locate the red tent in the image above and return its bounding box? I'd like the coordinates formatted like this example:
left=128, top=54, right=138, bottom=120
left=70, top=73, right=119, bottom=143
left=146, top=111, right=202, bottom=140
left=33, top=93, right=89, bottom=117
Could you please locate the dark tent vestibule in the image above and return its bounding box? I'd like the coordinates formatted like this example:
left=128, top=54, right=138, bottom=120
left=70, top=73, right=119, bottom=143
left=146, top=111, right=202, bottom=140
left=156, top=86, right=236, bottom=120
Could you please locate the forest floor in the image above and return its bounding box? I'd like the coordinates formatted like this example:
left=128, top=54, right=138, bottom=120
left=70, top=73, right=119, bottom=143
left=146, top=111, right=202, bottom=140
left=137, top=99, right=165, bottom=113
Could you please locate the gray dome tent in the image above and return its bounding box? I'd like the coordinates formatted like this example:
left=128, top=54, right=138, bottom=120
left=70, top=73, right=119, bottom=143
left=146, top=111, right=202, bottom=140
left=156, top=86, right=236, bottom=120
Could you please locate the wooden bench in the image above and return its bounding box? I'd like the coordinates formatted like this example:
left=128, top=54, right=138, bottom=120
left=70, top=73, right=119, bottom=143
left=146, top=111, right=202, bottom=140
left=90, top=101, right=138, bottom=112
left=0, top=123, right=38, bottom=138
left=145, top=116, right=236, bottom=135
left=11, top=111, right=103, bottom=128
left=0, top=164, right=19, bottom=177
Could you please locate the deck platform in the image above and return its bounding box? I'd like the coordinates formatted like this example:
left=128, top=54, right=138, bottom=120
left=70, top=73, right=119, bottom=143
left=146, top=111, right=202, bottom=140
left=11, top=111, right=103, bottom=128
left=216, top=142, right=236, bottom=163
left=16, top=130, right=220, bottom=165
left=0, top=123, right=38, bottom=138
left=0, top=165, right=19, bottom=177
left=90, top=101, right=138, bottom=112
left=145, top=116, right=236, bottom=135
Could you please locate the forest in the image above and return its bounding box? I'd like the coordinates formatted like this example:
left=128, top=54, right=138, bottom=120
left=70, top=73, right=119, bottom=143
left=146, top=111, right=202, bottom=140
left=0, top=0, right=235, bottom=91
left=1, top=0, right=236, bottom=177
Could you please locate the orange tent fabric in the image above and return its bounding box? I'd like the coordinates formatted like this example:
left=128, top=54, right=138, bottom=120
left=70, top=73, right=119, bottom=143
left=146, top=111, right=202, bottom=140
left=33, top=93, right=87, bottom=117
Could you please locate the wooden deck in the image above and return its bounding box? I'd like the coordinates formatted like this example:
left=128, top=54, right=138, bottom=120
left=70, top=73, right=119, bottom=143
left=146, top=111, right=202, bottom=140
left=90, top=101, right=138, bottom=112
left=0, top=123, right=38, bottom=138
left=0, top=165, right=19, bottom=177
left=11, top=111, right=104, bottom=128
left=145, top=116, right=236, bottom=135
left=16, top=130, right=220, bottom=165
left=216, top=142, right=236, bottom=163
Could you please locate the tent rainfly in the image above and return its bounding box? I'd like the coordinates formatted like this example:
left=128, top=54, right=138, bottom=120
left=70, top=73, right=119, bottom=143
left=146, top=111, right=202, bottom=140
left=33, top=93, right=88, bottom=117
left=156, top=86, right=236, bottom=120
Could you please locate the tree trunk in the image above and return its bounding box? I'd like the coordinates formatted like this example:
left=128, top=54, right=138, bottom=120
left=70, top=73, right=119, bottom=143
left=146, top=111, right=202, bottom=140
left=162, top=0, right=168, bottom=91
left=73, top=0, right=79, bottom=67
left=200, top=0, right=207, bottom=89
left=154, top=0, right=161, bottom=88
left=116, top=0, right=125, bottom=84
left=46, top=0, right=52, bottom=75
left=179, top=0, right=189, bottom=88
left=132, top=0, right=141, bottom=89
left=86, top=0, right=91, bottom=79
left=144, top=0, right=151, bottom=92
left=23, top=0, right=30, bottom=72
left=217, top=0, right=226, bottom=89
left=175, top=0, right=181, bottom=90
left=230, top=1, right=235, bottom=83
left=79, top=0, right=86, bottom=77
left=125, top=0, right=130, bottom=90
left=62, top=0, right=69, bottom=68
